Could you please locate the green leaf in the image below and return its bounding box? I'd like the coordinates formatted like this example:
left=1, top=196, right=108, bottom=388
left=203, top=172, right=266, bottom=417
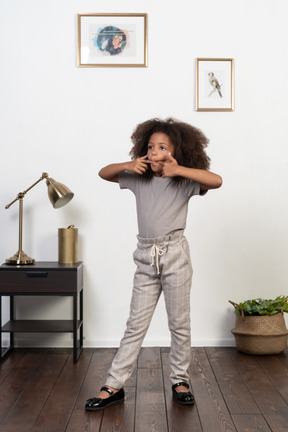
left=230, top=295, right=288, bottom=316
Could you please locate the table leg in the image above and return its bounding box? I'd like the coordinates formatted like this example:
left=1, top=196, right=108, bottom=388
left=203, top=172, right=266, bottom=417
left=0, top=296, right=2, bottom=357
left=10, top=296, right=14, bottom=348
left=80, top=289, right=83, bottom=352
left=0, top=296, right=14, bottom=360
left=73, top=294, right=77, bottom=363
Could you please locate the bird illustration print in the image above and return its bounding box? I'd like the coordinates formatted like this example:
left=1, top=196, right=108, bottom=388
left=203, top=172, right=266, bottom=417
left=208, top=72, right=222, bottom=98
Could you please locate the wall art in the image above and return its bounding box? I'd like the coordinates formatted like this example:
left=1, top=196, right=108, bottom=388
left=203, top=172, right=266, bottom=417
left=196, top=58, right=234, bottom=111
left=78, top=13, right=147, bottom=67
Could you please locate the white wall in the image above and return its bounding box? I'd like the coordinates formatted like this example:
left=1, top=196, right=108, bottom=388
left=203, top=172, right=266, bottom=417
left=1, top=0, right=288, bottom=348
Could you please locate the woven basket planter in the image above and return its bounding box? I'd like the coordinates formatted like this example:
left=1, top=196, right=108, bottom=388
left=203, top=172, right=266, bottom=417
left=231, top=313, right=288, bottom=355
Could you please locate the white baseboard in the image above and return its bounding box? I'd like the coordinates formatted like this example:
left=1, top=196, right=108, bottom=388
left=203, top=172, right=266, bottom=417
left=13, top=335, right=236, bottom=348
left=83, top=338, right=236, bottom=348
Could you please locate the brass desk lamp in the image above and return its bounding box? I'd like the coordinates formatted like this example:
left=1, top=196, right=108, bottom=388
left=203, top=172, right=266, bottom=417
left=5, top=172, right=74, bottom=265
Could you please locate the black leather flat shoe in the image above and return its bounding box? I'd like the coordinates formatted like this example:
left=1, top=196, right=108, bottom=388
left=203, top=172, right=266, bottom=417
left=85, top=386, right=125, bottom=411
left=172, top=382, right=194, bottom=405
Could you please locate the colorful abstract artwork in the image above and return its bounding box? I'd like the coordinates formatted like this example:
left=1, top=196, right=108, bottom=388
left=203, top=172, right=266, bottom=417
left=94, top=26, right=127, bottom=56
left=78, top=14, right=147, bottom=67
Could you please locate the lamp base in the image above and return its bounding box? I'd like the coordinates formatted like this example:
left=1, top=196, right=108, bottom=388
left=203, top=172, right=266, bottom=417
left=5, top=250, right=35, bottom=265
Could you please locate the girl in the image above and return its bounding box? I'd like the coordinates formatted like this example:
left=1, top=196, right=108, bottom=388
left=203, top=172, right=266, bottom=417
left=85, top=118, right=222, bottom=410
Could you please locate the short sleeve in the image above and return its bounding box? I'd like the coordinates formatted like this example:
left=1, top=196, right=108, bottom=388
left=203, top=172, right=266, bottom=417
left=118, top=171, right=137, bottom=191
left=184, top=180, right=200, bottom=198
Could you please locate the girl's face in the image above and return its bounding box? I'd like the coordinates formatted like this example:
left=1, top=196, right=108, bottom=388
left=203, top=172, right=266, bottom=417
left=147, top=132, right=175, bottom=177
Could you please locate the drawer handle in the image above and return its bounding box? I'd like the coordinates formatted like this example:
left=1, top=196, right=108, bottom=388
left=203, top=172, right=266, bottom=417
left=26, top=272, right=48, bottom=278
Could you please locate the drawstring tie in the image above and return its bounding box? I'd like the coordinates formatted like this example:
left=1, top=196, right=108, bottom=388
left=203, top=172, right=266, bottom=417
left=150, top=244, right=164, bottom=274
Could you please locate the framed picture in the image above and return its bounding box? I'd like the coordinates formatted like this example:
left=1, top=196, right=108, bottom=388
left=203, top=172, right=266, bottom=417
left=77, top=13, right=148, bottom=67
left=196, top=58, right=234, bottom=111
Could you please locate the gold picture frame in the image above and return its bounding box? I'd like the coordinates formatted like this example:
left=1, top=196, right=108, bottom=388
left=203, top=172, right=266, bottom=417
left=77, top=13, right=148, bottom=67
left=196, top=58, right=234, bottom=111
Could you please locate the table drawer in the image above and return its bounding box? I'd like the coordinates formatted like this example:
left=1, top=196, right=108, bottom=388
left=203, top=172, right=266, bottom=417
left=0, top=270, right=79, bottom=293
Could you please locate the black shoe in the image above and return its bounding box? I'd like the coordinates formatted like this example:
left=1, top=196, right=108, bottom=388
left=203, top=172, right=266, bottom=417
left=172, top=382, right=195, bottom=405
left=85, top=386, right=125, bottom=411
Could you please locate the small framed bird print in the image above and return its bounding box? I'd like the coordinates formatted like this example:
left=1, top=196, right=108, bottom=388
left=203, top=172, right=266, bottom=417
left=196, top=58, right=234, bottom=111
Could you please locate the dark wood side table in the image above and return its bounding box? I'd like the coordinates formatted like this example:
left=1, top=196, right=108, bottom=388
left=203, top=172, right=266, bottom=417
left=0, top=261, right=83, bottom=363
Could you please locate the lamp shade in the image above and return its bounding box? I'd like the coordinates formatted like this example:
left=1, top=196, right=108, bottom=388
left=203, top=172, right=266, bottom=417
left=46, top=178, right=74, bottom=209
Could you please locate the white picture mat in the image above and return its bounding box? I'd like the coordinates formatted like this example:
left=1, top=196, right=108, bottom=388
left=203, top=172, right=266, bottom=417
left=79, top=15, right=146, bottom=66
left=197, top=59, right=233, bottom=110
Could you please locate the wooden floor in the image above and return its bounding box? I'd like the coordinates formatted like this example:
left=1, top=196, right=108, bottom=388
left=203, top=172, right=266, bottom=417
left=0, top=347, right=288, bottom=432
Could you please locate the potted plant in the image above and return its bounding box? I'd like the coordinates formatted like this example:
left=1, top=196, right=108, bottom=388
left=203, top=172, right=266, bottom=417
left=229, top=295, right=288, bottom=355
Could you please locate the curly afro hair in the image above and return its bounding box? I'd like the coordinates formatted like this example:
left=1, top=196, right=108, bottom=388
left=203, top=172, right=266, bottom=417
left=129, top=118, right=211, bottom=182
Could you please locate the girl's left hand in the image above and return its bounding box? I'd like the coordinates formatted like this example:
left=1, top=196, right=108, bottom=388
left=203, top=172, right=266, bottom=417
left=161, top=153, right=179, bottom=178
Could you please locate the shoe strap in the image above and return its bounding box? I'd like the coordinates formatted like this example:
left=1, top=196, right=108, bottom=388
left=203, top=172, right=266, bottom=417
left=100, top=386, right=114, bottom=395
left=172, top=382, right=189, bottom=390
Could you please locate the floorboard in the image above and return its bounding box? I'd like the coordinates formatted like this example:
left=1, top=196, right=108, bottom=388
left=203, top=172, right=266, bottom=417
left=205, top=347, right=260, bottom=414
left=189, top=348, right=237, bottom=432
left=0, top=349, right=71, bottom=432
left=0, top=347, right=288, bottom=432
left=228, top=348, right=288, bottom=431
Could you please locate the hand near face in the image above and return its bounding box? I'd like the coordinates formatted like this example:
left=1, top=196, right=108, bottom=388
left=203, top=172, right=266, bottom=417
left=127, top=155, right=151, bottom=175
left=160, top=153, right=179, bottom=178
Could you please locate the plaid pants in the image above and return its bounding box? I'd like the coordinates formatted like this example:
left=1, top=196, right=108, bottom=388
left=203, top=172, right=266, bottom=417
left=105, top=230, right=193, bottom=388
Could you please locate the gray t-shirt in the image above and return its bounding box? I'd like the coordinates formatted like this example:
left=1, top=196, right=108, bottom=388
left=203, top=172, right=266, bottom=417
left=118, top=172, right=202, bottom=238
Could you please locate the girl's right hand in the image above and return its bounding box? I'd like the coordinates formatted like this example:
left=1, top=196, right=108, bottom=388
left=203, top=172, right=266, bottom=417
left=127, top=155, right=151, bottom=175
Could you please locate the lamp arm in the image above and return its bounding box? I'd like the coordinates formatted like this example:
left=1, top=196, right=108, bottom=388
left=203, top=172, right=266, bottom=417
left=5, top=172, right=49, bottom=209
